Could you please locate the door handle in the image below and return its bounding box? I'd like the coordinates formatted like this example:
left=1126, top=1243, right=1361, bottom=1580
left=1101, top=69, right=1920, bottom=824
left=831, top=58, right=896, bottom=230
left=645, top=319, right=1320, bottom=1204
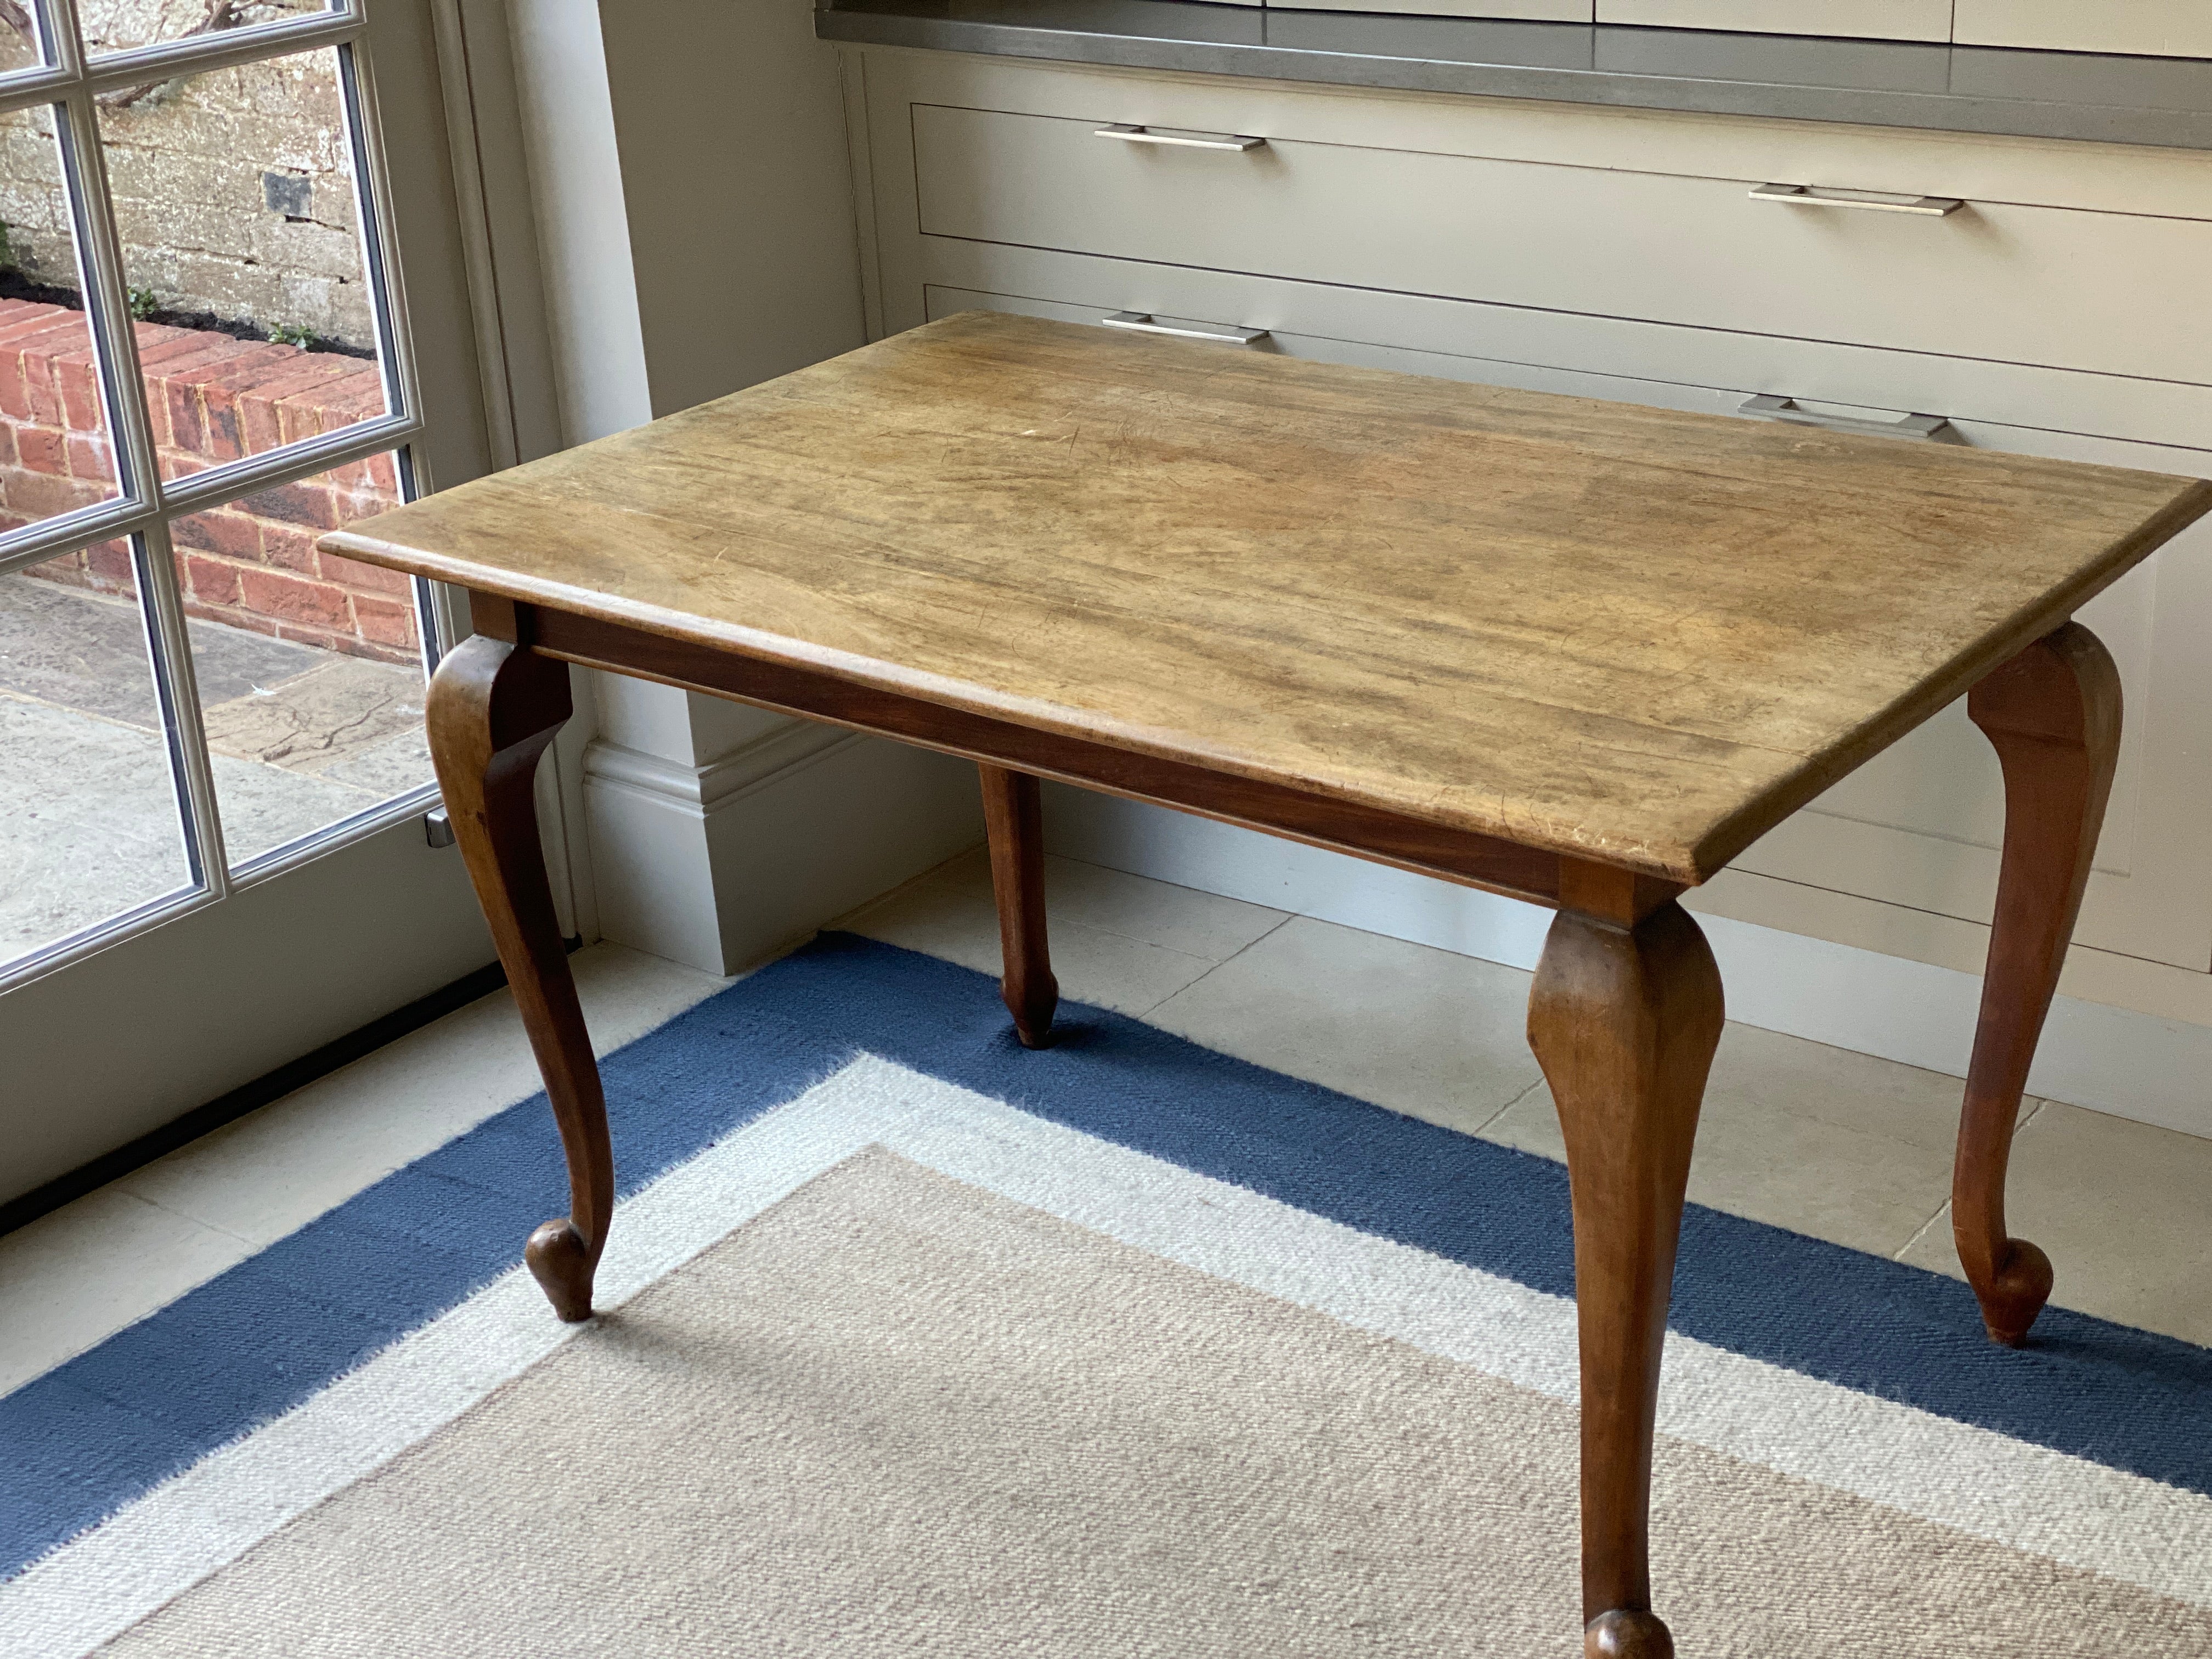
left=1740, top=394, right=1953, bottom=441
left=1101, top=311, right=1269, bottom=346
left=1096, top=123, right=1266, bottom=153
left=1751, top=182, right=1963, bottom=217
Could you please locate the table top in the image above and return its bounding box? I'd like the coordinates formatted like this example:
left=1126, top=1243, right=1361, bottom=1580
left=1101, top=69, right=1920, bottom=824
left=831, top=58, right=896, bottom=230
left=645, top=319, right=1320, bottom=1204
left=325, top=311, right=2211, bottom=884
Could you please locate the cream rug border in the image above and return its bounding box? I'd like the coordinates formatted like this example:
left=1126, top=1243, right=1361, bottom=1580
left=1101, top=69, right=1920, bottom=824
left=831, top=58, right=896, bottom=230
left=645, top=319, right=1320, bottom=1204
left=7, top=1056, right=2208, bottom=1658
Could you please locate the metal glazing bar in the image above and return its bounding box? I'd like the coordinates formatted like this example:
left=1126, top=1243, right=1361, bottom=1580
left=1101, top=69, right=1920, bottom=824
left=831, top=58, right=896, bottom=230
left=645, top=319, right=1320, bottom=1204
left=1750, top=182, right=1963, bottom=216
left=13, top=6, right=362, bottom=107
left=0, top=410, right=424, bottom=577
left=338, top=37, right=417, bottom=438
left=133, top=521, right=232, bottom=892
left=391, top=447, right=450, bottom=681
left=0, top=0, right=80, bottom=107
left=0, top=494, right=155, bottom=578
left=0, top=67, right=75, bottom=111
left=50, top=20, right=161, bottom=510
left=39, top=0, right=83, bottom=78
left=0, top=768, right=437, bottom=994
left=1740, top=394, right=1953, bottom=441
left=48, top=11, right=235, bottom=898
left=1101, top=311, right=1269, bottom=346
left=228, top=780, right=439, bottom=890
left=0, top=881, right=216, bottom=997
left=0, top=13, right=366, bottom=119
left=0, top=0, right=443, bottom=990
left=1095, top=123, right=1265, bottom=153
left=158, top=411, right=422, bottom=515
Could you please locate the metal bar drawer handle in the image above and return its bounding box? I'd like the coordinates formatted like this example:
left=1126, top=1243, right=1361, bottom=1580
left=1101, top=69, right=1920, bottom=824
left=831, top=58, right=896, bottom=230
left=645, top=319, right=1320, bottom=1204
left=1741, top=394, right=1952, bottom=441
left=1102, top=311, right=1269, bottom=346
left=1751, top=182, right=1963, bottom=216
left=1096, top=123, right=1266, bottom=153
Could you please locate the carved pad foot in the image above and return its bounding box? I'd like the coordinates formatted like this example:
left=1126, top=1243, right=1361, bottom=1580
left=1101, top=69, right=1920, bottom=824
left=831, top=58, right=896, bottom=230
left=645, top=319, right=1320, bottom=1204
left=1585, top=1610, right=1674, bottom=1659
left=1976, top=1237, right=2054, bottom=1348
left=525, top=1218, right=597, bottom=1322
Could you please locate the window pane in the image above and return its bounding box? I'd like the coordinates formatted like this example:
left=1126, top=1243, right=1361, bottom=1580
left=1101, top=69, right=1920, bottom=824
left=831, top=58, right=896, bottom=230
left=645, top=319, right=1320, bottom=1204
left=98, top=45, right=389, bottom=472
left=0, top=545, right=193, bottom=966
left=86, top=1, right=336, bottom=59
left=171, top=448, right=428, bottom=867
left=0, top=106, right=128, bottom=537
left=0, top=1, right=48, bottom=75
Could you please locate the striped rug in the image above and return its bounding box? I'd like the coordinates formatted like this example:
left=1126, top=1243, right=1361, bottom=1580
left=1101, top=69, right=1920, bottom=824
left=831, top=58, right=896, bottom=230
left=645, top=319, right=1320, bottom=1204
left=4, top=934, right=2209, bottom=1655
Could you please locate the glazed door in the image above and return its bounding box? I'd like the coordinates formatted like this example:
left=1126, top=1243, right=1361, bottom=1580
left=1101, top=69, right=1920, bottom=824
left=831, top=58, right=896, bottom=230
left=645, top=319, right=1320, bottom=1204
left=0, top=0, right=516, bottom=1206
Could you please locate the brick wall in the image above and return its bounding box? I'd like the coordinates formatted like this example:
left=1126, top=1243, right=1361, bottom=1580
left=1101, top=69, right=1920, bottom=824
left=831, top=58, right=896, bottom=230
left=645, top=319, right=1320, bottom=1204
left=1, top=298, right=414, bottom=664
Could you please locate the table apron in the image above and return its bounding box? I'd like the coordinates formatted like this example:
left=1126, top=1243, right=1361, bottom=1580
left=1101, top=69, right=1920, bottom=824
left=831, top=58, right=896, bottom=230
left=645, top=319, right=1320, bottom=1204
left=518, top=604, right=1583, bottom=913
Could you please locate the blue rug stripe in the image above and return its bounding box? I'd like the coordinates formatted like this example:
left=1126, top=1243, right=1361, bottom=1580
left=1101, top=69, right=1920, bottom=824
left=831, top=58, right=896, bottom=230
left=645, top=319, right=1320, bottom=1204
left=4, top=933, right=2208, bottom=1583
left=0, top=1004, right=854, bottom=1577
left=770, top=939, right=2212, bottom=1483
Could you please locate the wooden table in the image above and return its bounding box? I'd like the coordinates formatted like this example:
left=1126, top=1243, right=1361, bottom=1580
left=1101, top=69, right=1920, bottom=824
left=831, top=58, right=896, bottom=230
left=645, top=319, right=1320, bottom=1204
left=324, top=312, right=2210, bottom=1658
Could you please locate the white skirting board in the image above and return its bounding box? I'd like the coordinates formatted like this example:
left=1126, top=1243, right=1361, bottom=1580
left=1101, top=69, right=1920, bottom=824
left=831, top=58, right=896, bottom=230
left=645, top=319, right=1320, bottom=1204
left=586, top=726, right=983, bottom=977
left=1043, top=785, right=2212, bottom=1142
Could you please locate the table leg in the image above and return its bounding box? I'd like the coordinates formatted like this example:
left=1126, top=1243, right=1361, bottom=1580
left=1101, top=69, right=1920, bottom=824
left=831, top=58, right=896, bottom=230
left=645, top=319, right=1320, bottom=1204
left=428, top=634, right=611, bottom=1323
left=1529, top=899, right=1724, bottom=1659
left=1955, top=622, right=2121, bottom=1346
left=979, top=763, right=1058, bottom=1048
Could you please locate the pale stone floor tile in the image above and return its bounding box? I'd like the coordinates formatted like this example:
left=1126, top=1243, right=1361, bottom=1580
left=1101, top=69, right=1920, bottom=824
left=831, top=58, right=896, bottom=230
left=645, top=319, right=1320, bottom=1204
left=207, top=746, right=382, bottom=867
left=1483, top=1023, right=1974, bottom=1258
left=0, top=578, right=431, bottom=951
left=840, top=847, right=1271, bottom=1017
left=1144, top=915, right=1547, bottom=1136
left=115, top=943, right=731, bottom=1250
left=0, top=1188, right=250, bottom=1397
left=3, top=944, right=732, bottom=1391
left=0, top=574, right=314, bottom=726
left=1033, top=851, right=1289, bottom=960
left=319, top=724, right=434, bottom=799
left=1897, top=1102, right=2212, bottom=1347
left=201, top=656, right=425, bottom=777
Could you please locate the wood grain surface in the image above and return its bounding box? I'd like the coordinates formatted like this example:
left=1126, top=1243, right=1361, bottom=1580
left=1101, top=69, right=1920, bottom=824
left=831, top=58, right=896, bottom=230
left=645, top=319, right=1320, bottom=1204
left=324, top=312, right=2211, bottom=882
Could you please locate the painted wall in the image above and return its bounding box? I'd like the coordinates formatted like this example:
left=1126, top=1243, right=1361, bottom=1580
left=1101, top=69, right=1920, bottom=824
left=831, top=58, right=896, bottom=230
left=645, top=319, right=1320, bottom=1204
left=496, top=0, right=978, bottom=973
left=599, top=0, right=868, bottom=419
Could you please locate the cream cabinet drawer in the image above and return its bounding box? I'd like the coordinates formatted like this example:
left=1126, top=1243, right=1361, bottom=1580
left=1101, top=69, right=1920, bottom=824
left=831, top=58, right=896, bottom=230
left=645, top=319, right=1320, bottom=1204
left=910, top=234, right=2212, bottom=450
left=1597, top=1, right=1949, bottom=41
left=921, top=275, right=1757, bottom=420
left=912, top=102, right=2212, bottom=388
left=918, top=251, right=2212, bottom=972
left=1954, top=2, right=2212, bottom=59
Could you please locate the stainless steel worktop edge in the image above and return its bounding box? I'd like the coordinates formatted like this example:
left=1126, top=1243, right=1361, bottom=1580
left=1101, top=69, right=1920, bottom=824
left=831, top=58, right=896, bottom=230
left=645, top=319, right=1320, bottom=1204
left=817, top=2, right=2212, bottom=150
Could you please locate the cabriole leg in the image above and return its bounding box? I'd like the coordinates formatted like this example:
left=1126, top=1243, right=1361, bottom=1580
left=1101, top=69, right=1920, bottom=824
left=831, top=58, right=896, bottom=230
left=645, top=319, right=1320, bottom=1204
left=427, top=633, right=610, bottom=1322
left=1529, top=898, right=1724, bottom=1659
left=1956, top=622, right=2121, bottom=1346
left=979, top=763, right=1058, bottom=1048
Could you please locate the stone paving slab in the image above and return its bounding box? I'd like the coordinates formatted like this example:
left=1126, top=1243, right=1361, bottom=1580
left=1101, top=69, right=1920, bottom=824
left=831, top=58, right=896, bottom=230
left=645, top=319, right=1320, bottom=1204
left=1, top=577, right=433, bottom=963
left=0, top=575, right=317, bottom=727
